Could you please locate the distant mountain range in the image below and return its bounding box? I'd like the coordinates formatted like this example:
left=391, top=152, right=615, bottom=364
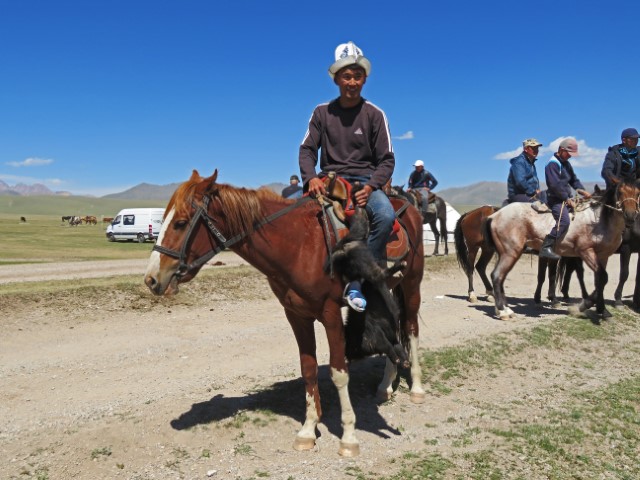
left=0, top=179, right=72, bottom=196
left=0, top=179, right=603, bottom=207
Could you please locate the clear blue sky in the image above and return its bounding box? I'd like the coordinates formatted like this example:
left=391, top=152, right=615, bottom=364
left=1, top=0, right=637, bottom=196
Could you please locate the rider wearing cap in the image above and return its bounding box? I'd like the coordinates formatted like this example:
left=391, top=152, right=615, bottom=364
left=540, top=138, right=591, bottom=260
left=507, top=138, right=546, bottom=203
left=407, top=159, right=438, bottom=207
left=282, top=174, right=303, bottom=199
left=299, top=41, right=396, bottom=312
left=601, top=127, right=640, bottom=189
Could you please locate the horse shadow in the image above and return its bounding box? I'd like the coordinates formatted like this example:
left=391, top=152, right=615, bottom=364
left=445, top=294, right=568, bottom=319
left=170, top=357, right=403, bottom=440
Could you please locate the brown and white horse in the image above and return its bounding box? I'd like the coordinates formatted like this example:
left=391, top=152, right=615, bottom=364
left=143, top=170, right=426, bottom=456
left=485, top=180, right=640, bottom=320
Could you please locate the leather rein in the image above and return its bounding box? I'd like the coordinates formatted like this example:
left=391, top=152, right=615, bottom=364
left=153, top=195, right=313, bottom=279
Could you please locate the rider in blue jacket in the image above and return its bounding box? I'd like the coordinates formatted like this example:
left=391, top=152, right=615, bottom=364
left=507, top=138, right=546, bottom=203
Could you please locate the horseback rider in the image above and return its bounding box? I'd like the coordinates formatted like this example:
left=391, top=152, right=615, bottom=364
left=601, top=127, right=640, bottom=189
left=540, top=138, right=592, bottom=260
left=299, top=41, right=396, bottom=312
left=407, top=160, right=438, bottom=208
left=282, top=174, right=303, bottom=199
left=507, top=138, right=547, bottom=203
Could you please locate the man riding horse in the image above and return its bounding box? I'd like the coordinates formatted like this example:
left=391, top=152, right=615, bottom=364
left=407, top=159, right=438, bottom=210
left=299, top=41, right=396, bottom=312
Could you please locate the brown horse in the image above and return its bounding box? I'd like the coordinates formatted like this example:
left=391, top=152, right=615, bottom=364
left=485, top=180, right=640, bottom=320
left=454, top=205, right=499, bottom=302
left=143, top=170, right=426, bottom=456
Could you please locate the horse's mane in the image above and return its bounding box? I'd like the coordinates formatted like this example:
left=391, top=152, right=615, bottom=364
left=166, top=175, right=292, bottom=235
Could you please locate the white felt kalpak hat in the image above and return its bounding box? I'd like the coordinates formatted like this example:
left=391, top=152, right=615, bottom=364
left=328, top=41, right=371, bottom=79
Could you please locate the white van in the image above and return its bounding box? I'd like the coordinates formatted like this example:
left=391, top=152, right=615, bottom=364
left=106, top=208, right=165, bottom=243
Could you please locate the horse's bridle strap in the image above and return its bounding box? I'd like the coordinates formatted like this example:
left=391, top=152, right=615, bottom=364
left=153, top=195, right=314, bottom=275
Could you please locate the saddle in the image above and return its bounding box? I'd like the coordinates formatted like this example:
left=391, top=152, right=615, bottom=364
left=319, top=173, right=409, bottom=262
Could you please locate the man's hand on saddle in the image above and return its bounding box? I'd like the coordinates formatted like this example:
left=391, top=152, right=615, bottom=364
left=566, top=198, right=576, bottom=209
left=576, top=189, right=592, bottom=199
left=307, top=177, right=327, bottom=197
left=354, top=185, right=374, bottom=207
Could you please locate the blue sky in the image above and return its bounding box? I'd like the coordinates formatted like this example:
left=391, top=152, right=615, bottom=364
left=0, top=1, right=637, bottom=196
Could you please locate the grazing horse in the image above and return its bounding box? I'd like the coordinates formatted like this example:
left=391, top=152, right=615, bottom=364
left=20, top=216, right=26, bottom=223
left=144, top=170, right=426, bottom=456
left=454, top=205, right=499, bottom=302
left=485, top=180, right=640, bottom=320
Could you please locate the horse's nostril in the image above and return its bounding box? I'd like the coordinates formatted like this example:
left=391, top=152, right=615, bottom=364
left=144, top=275, right=157, bottom=289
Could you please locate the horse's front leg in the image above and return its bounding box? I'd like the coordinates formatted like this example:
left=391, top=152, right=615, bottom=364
left=534, top=257, right=547, bottom=304
left=284, top=310, right=321, bottom=452
left=632, top=254, right=640, bottom=310
left=595, top=262, right=612, bottom=319
left=431, top=223, right=440, bottom=256
left=321, top=304, right=359, bottom=457
left=441, top=218, right=449, bottom=255
left=614, top=246, right=630, bottom=308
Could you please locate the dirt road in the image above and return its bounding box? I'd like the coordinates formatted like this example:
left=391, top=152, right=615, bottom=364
left=0, top=252, right=636, bottom=479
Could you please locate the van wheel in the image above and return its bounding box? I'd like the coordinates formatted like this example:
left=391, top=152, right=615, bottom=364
left=107, top=233, right=115, bottom=242
left=137, top=233, right=146, bottom=243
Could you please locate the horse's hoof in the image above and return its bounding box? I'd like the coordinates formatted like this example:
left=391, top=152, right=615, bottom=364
left=504, top=307, right=515, bottom=316
left=614, top=300, right=625, bottom=310
left=601, top=309, right=613, bottom=319
left=293, top=436, right=316, bottom=451
left=486, top=294, right=495, bottom=303
left=410, top=391, right=427, bottom=404
left=496, top=310, right=511, bottom=321
left=551, top=301, right=563, bottom=309
left=567, top=305, right=587, bottom=317
left=338, top=442, right=360, bottom=457
left=468, top=293, right=478, bottom=303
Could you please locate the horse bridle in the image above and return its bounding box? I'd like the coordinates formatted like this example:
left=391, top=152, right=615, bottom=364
left=601, top=183, right=640, bottom=213
left=152, top=194, right=312, bottom=279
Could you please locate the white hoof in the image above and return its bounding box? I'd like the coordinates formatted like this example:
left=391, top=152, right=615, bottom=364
left=469, top=293, right=478, bottom=303
left=486, top=294, right=495, bottom=302
left=495, top=308, right=512, bottom=321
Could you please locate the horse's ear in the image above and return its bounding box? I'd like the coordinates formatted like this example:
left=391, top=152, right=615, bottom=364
left=190, top=169, right=200, bottom=181
left=203, top=169, right=218, bottom=195
left=594, top=184, right=601, bottom=193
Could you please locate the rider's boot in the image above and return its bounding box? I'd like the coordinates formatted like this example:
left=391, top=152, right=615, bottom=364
left=539, top=235, right=561, bottom=260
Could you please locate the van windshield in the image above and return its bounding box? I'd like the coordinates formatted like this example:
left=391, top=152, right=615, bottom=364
left=112, top=215, right=121, bottom=225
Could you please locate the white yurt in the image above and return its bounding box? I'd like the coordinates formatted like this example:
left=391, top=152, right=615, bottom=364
left=423, top=202, right=461, bottom=247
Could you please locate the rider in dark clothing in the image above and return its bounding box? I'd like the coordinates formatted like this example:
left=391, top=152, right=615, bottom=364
left=407, top=160, right=437, bottom=208
left=282, top=175, right=303, bottom=199
left=540, top=138, right=591, bottom=260
left=601, top=127, right=640, bottom=189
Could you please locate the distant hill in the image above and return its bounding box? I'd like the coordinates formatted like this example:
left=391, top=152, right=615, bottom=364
left=102, top=182, right=182, bottom=200
left=438, top=182, right=506, bottom=206
left=0, top=178, right=605, bottom=205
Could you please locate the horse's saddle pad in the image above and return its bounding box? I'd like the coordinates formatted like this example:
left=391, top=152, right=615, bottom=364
left=323, top=200, right=409, bottom=262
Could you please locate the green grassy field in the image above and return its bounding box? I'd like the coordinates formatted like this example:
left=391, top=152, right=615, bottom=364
left=0, top=213, right=159, bottom=263
left=0, top=196, right=168, bottom=263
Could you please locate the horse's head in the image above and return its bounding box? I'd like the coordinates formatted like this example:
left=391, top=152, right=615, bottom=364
left=611, top=178, right=640, bottom=225
left=144, top=169, right=223, bottom=295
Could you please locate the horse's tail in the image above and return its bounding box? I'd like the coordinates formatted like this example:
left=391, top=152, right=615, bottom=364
left=483, top=217, right=495, bottom=250
left=555, top=257, right=568, bottom=295
left=454, top=213, right=473, bottom=274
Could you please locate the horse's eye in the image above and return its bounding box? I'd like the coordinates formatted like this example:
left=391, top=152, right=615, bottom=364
left=174, top=219, right=188, bottom=229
